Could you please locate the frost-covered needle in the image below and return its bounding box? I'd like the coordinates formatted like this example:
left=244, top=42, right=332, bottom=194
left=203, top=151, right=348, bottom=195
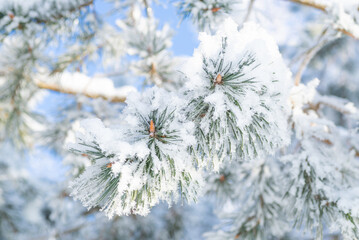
left=149, top=120, right=155, bottom=137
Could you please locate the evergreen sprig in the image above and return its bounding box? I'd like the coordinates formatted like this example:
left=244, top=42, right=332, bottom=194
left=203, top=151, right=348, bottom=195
left=205, top=160, right=288, bottom=240
left=134, top=108, right=181, bottom=145
left=286, top=159, right=336, bottom=236
left=118, top=17, right=176, bottom=87
left=186, top=37, right=277, bottom=167
left=0, top=0, right=93, bottom=38
left=284, top=148, right=359, bottom=239
left=70, top=88, right=202, bottom=217
left=175, top=0, right=237, bottom=31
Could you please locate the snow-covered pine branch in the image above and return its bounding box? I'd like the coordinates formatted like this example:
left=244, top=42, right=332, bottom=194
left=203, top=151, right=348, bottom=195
left=0, top=0, right=95, bottom=39
left=116, top=12, right=177, bottom=88
left=69, top=18, right=292, bottom=218
left=35, top=71, right=136, bottom=102
left=286, top=79, right=359, bottom=239
left=205, top=159, right=289, bottom=239
left=0, top=0, right=178, bottom=146
left=175, top=0, right=240, bottom=32
left=0, top=35, right=45, bottom=145
left=182, top=19, right=291, bottom=169
left=69, top=87, right=202, bottom=217
left=1, top=0, right=359, bottom=239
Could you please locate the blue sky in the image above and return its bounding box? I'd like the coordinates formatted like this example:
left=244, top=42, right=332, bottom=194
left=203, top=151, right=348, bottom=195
left=151, top=1, right=199, bottom=56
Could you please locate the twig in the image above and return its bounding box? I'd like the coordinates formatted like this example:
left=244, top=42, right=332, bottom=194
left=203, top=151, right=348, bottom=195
left=243, top=0, right=256, bottom=23
left=288, top=0, right=326, bottom=11
left=34, top=0, right=94, bottom=24
left=294, top=28, right=332, bottom=85
left=313, top=94, right=359, bottom=117
left=143, top=0, right=153, bottom=19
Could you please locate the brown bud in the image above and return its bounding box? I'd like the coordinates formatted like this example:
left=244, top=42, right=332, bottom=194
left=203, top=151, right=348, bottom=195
left=219, top=175, right=225, bottom=182
left=150, top=63, right=156, bottom=77
left=106, top=163, right=113, bottom=168
left=149, top=120, right=155, bottom=137
left=215, top=74, right=222, bottom=84
left=211, top=7, right=221, bottom=13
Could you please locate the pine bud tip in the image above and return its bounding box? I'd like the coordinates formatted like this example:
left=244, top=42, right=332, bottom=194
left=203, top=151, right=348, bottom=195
left=149, top=120, right=155, bottom=137
left=211, top=7, right=221, bottom=13
left=219, top=175, right=225, bottom=182
left=215, top=74, right=222, bottom=84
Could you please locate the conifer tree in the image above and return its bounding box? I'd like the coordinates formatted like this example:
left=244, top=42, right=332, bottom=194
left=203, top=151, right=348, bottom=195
left=0, top=0, right=359, bottom=239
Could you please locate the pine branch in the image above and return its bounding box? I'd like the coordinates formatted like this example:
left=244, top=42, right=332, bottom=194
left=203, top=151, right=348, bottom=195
left=175, top=0, right=235, bottom=31
left=34, top=73, right=136, bottom=102
left=69, top=89, right=201, bottom=217
left=288, top=0, right=326, bottom=11
left=183, top=23, right=291, bottom=166
left=288, top=0, right=359, bottom=40
left=35, top=80, right=126, bottom=102
left=313, top=94, right=359, bottom=117
left=37, top=0, right=94, bottom=23
left=1, top=0, right=94, bottom=26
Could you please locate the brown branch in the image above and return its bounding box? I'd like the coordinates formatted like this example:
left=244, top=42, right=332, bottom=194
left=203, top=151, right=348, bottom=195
left=35, top=80, right=127, bottom=103
left=34, top=0, right=94, bottom=24
left=76, top=0, right=94, bottom=9
left=288, top=0, right=326, bottom=11
left=143, top=0, right=153, bottom=18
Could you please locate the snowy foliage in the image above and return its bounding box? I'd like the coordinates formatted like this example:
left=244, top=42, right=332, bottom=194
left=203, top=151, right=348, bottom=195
left=175, top=0, right=240, bottom=32
left=0, top=36, right=45, bottom=145
left=325, top=0, right=359, bottom=39
left=68, top=19, right=293, bottom=218
left=0, top=0, right=94, bottom=38
left=1, top=0, right=359, bottom=239
left=183, top=19, right=291, bottom=169
left=284, top=79, right=359, bottom=239
left=117, top=14, right=176, bottom=87
left=70, top=87, right=203, bottom=217
left=205, top=159, right=289, bottom=240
